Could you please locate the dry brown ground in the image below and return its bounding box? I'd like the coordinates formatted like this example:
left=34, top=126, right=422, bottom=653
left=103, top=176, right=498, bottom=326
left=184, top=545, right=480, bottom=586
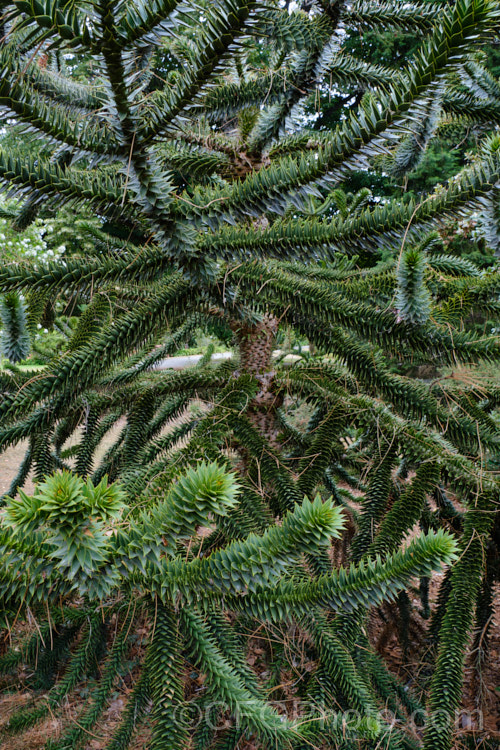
left=0, top=692, right=153, bottom=750
left=368, top=577, right=500, bottom=747
left=0, top=442, right=36, bottom=497
left=0, top=418, right=126, bottom=498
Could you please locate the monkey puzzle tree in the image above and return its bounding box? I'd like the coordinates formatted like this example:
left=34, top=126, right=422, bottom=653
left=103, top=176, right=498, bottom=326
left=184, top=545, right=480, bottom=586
left=0, top=1, right=499, bottom=749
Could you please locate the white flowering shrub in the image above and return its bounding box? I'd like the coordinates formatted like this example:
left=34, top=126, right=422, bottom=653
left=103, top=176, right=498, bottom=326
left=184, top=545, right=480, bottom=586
left=0, top=198, right=101, bottom=365
left=0, top=196, right=99, bottom=263
left=0, top=212, right=65, bottom=263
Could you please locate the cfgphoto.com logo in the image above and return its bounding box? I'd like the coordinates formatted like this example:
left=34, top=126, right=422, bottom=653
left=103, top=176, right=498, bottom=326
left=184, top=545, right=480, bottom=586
left=169, top=699, right=485, bottom=736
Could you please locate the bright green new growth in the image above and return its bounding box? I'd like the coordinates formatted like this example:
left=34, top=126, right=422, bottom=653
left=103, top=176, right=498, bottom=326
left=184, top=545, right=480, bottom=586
left=138, top=460, right=241, bottom=551
left=0, top=0, right=499, bottom=748
left=3, top=471, right=126, bottom=596
left=5, top=470, right=126, bottom=531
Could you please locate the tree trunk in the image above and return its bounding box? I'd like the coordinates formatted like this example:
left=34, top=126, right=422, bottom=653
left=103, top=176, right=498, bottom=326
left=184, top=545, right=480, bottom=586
left=231, top=313, right=282, bottom=448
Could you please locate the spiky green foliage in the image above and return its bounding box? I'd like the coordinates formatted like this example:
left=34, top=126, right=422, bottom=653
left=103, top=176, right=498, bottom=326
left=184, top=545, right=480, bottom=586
left=0, top=292, right=30, bottom=362
left=396, top=247, right=432, bottom=325
left=0, top=1, right=499, bottom=749
left=0, top=461, right=458, bottom=747
left=3, top=471, right=126, bottom=597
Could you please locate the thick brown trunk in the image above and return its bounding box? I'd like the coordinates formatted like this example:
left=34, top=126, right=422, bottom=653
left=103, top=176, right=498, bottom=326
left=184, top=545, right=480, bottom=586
left=231, top=314, right=282, bottom=448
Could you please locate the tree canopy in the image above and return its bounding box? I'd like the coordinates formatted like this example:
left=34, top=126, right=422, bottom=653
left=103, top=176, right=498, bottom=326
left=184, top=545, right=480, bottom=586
left=0, top=1, right=499, bottom=749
